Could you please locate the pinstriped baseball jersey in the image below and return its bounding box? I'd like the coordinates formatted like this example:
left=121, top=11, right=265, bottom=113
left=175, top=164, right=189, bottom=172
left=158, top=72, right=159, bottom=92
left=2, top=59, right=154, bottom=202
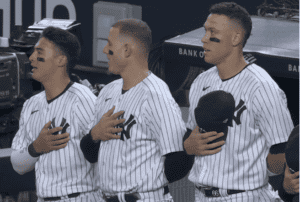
left=11, top=82, right=98, bottom=198
left=186, top=63, right=294, bottom=191
left=92, top=72, right=186, bottom=196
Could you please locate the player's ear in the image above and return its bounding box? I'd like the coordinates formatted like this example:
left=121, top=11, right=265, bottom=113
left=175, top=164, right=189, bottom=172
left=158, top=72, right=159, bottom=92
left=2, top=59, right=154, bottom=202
left=232, top=32, right=243, bottom=47
left=231, top=26, right=244, bottom=47
left=123, top=43, right=132, bottom=58
left=55, top=55, right=68, bottom=68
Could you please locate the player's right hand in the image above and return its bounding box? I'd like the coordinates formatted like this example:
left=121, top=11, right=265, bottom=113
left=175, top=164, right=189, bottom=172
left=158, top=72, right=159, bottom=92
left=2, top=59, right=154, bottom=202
left=184, top=126, right=225, bottom=156
left=91, top=106, right=125, bottom=142
left=33, top=121, right=70, bottom=154
left=283, top=163, right=299, bottom=194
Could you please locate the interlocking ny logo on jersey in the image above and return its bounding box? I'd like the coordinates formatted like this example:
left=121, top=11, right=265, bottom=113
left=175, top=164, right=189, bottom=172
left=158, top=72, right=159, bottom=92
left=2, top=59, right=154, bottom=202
left=115, top=113, right=137, bottom=141
left=49, top=117, right=70, bottom=135
left=232, top=99, right=247, bottom=125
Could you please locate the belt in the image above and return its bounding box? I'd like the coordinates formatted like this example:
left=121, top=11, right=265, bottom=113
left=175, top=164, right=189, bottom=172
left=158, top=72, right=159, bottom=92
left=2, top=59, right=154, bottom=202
left=103, top=186, right=169, bottom=202
left=43, top=193, right=81, bottom=201
left=197, top=186, right=245, bottom=197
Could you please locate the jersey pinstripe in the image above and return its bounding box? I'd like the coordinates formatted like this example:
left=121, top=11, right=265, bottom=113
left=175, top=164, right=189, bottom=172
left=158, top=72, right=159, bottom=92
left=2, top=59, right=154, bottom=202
left=11, top=82, right=98, bottom=198
left=92, top=72, right=186, bottom=196
left=186, top=63, right=294, bottom=191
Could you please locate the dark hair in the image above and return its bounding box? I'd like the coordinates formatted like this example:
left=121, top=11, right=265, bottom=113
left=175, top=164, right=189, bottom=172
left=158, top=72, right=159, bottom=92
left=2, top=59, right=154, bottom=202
left=112, top=19, right=152, bottom=57
left=209, top=2, right=252, bottom=47
left=41, top=26, right=81, bottom=72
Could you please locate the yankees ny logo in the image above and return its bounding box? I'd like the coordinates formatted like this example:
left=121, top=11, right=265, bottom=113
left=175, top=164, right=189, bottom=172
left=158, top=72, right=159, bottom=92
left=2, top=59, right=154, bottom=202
left=232, top=99, right=247, bottom=125
left=49, top=117, right=70, bottom=135
left=116, top=113, right=137, bottom=141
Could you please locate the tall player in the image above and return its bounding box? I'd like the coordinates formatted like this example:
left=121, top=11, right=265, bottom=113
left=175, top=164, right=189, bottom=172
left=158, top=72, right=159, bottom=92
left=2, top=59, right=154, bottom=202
left=183, top=2, right=294, bottom=202
left=80, top=19, right=195, bottom=202
left=10, top=27, right=103, bottom=202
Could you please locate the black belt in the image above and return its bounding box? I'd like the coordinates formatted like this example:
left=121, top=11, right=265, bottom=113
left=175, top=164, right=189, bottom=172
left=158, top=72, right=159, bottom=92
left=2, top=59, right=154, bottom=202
left=44, top=193, right=81, bottom=201
left=197, top=186, right=245, bottom=197
left=104, top=186, right=169, bottom=202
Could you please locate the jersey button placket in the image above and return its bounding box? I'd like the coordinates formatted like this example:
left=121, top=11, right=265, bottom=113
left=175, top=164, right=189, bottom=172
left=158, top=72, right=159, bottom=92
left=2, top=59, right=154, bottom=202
left=219, top=78, right=223, bottom=90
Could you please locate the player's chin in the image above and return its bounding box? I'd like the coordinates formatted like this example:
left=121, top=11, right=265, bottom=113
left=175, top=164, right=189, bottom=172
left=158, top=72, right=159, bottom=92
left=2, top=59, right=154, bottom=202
left=108, top=64, right=120, bottom=75
left=31, top=70, right=40, bottom=81
left=204, top=56, right=215, bottom=65
left=31, top=70, right=46, bottom=82
left=204, top=56, right=219, bottom=66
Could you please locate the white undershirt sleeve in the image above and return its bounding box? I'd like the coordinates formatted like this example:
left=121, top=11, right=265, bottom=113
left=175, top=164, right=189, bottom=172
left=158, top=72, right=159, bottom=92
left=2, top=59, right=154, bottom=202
left=10, top=146, right=39, bottom=175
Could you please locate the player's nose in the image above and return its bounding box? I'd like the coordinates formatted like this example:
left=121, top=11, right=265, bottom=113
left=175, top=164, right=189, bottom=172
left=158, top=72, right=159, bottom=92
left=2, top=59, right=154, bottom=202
left=103, top=43, right=109, bottom=55
left=29, top=52, right=36, bottom=64
left=201, top=33, right=209, bottom=44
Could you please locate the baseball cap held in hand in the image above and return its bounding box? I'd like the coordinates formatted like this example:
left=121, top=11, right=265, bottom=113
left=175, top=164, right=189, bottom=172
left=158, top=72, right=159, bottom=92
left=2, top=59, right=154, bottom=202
left=194, top=90, right=235, bottom=148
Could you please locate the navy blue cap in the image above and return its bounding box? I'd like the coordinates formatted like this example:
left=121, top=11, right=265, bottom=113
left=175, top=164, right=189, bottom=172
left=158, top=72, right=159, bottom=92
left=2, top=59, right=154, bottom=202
left=285, top=125, right=299, bottom=173
left=194, top=90, right=235, bottom=146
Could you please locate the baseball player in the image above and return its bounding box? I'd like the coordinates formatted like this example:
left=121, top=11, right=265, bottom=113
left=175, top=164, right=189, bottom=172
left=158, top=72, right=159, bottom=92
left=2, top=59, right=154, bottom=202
left=278, top=125, right=299, bottom=202
left=80, top=19, right=194, bottom=202
left=183, top=2, right=294, bottom=202
left=10, top=27, right=102, bottom=202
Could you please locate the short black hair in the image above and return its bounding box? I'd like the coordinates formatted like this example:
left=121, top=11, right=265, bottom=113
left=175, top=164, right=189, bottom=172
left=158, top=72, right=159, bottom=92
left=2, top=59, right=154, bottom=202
left=209, top=2, right=252, bottom=47
left=112, top=19, right=152, bottom=57
left=41, top=26, right=81, bottom=72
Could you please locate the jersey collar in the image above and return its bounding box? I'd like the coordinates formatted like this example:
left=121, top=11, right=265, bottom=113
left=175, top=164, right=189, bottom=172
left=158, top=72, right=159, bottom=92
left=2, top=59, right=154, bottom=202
left=47, top=81, right=74, bottom=104
left=221, top=63, right=252, bottom=82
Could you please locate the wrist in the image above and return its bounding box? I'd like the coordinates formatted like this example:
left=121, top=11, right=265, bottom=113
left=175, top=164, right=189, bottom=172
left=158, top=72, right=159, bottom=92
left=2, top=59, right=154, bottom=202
left=183, top=142, right=193, bottom=156
left=90, top=129, right=100, bottom=143
left=28, top=142, right=42, bottom=157
left=183, top=142, right=189, bottom=154
left=183, top=129, right=193, bottom=155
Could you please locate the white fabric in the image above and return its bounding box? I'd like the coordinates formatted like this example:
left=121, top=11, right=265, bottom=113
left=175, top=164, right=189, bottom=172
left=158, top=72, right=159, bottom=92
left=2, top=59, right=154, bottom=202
left=11, top=83, right=99, bottom=198
left=186, top=64, right=294, bottom=190
left=10, top=147, right=39, bottom=175
left=94, top=72, right=186, bottom=198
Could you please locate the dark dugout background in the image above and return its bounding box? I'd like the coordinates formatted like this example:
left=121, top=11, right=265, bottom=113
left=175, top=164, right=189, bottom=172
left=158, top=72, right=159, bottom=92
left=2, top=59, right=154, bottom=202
left=1, top=0, right=262, bottom=67
left=0, top=0, right=298, bottom=148
left=0, top=1, right=298, bottom=202
left=0, top=0, right=298, bottom=140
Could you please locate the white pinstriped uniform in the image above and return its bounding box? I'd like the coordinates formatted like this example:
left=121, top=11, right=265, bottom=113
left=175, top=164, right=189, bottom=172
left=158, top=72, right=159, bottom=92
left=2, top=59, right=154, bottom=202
left=11, top=82, right=103, bottom=202
left=92, top=72, right=186, bottom=202
left=186, top=63, right=294, bottom=202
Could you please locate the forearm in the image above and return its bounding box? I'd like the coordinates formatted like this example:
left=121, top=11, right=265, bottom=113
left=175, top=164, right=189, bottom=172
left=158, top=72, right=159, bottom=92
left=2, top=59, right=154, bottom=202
left=267, top=153, right=286, bottom=175
left=267, top=143, right=287, bottom=175
left=164, top=151, right=195, bottom=183
left=10, top=145, right=39, bottom=175
left=80, top=130, right=101, bottom=163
